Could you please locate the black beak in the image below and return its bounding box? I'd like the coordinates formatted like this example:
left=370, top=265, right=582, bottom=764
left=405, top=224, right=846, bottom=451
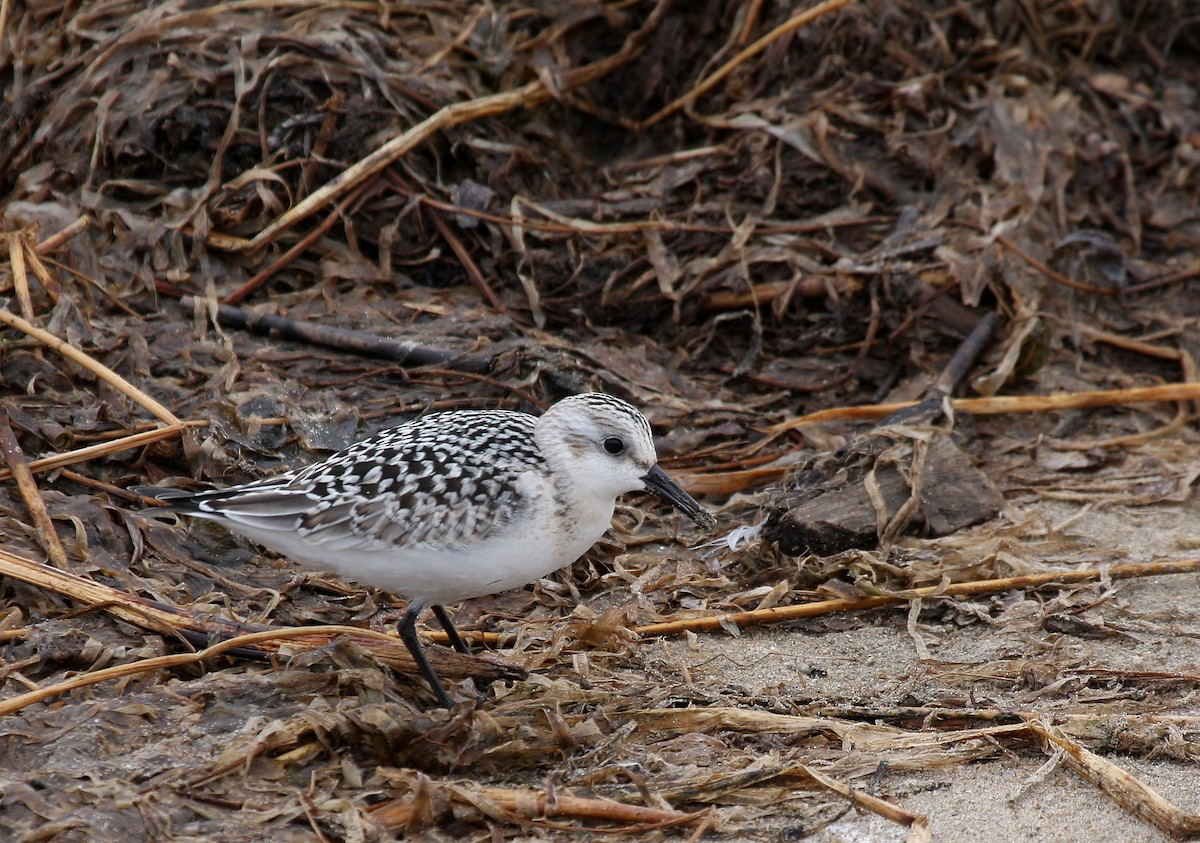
left=641, top=464, right=715, bottom=527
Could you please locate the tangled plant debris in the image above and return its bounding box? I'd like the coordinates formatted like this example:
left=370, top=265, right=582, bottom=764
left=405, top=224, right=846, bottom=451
left=2, top=1, right=1200, bottom=840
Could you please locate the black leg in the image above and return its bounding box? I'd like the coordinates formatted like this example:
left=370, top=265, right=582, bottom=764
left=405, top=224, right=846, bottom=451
left=432, top=604, right=471, bottom=654
left=397, top=605, right=454, bottom=709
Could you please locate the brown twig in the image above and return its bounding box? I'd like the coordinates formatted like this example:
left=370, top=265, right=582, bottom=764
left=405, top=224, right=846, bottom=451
left=33, top=215, right=89, bottom=254
left=736, top=0, right=767, bottom=45
left=0, top=546, right=522, bottom=716
left=221, top=182, right=368, bottom=305
left=0, top=306, right=181, bottom=426
left=177, top=296, right=495, bottom=373
left=1042, top=313, right=1183, bottom=361
left=367, top=784, right=708, bottom=833
left=414, top=3, right=490, bottom=73
left=932, top=311, right=998, bottom=395
left=0, top=422, right=201, bottom=484
left=947, top=218, right=1115, bottom=295
left=763, top=382, right=1200, bottom=437
left=0, top=625, right=411, bottom=719
left=0, top=407, right=69, bottom=567
left=423, top=197, right=505, bottom=312
left=238, top=0, right=673, bottom=251
left=7, top=232, right=35, bottom=318
left=632, top=559, right=1200, bottom=637
left=425, top=558, right=1200, bottom=650
left=1124, top=262, right=1200, bottom=296
left=996, top=232, right=1113, bottom=294
left=1027, top=719, right=1200, bottom=839
left=20, top=238, right=64, bottom=303
left=701, top=275, right=859, bottom=312
left=636, top=0, right=857, bottom=128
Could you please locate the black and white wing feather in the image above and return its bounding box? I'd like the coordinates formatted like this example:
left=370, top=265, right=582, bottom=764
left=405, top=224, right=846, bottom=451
left=140, top=410, right=545, bottom=552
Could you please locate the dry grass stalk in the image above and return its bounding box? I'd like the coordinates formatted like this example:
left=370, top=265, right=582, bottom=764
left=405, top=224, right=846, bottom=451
left=0, top=409, right=68, bottom=567
left=0, top=305, right=181, bottom=426
left=634, top=707, right=1030, bottom=754
left=0, top=542, right=248, bottom=637
left=416, top=191, right=837, bottom=239
left=0, top=547, right=520, bottom=716
left=637, top=0, right=857, bottom=128
left=1028, top=720, right=1200, bottom=840
left=32, top=215, right=89, bottom=254
left=242, top=80, right=552, bottom=250
left=765, top=382, right=1200, bottom=437
left=634, top=705, right=896, bottom=743
left=0, top=421, right=202, bottom=483
left=632, top=559, right=1200, bottom=637
left=19, top=238, right=64, bottom=304
left=221, top=183, right=361, bottom=305
left=638, top=707, right=1197, bottom=840
left=6, top=232, right=34, bottom=317
left=0, top=619, right=520, bottom=719
left=587, top=381, right=1200, bottom=495
left=813, top=705, right=1200, bottom=730
left=367, top=782, right=710, bottom=833
left=241, top=0, right=674, bottom=251
left=586, top=749, right=931, bottom=841
left=0, top=625, right=407, bottom=718
left=421, top=558, right=1200, bottom=648
left=801, top=765, right=931, bottom=843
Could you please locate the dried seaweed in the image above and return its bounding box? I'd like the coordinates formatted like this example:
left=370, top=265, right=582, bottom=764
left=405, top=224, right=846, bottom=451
left=4, top=0, right=1200, bottom=840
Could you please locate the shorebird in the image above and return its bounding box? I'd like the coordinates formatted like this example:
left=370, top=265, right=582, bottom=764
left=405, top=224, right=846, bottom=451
left=139, top=393, right=713, bottom=707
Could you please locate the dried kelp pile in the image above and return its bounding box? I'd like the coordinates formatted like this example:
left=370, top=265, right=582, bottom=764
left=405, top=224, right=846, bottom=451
left=3, top=0, right=1200, bottom=840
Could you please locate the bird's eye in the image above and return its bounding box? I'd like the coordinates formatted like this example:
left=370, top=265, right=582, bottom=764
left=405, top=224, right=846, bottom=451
left=603, top=436, right=625, bottom=455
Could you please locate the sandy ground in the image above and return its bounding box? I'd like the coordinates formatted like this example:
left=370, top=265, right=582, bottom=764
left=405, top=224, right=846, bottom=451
left=685, top=497, right=1200, bottom=842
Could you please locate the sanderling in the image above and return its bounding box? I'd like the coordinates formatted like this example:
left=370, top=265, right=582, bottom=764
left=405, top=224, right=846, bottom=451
left=138, top=392, right=714, bottom=707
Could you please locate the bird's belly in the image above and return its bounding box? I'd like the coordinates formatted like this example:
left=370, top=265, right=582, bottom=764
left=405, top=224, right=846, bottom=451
left=232, top=515, right=607, bottom=605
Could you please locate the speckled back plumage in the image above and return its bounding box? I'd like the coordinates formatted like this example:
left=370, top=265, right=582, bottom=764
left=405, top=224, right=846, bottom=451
left=245, top=410, right=543, bottom=550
